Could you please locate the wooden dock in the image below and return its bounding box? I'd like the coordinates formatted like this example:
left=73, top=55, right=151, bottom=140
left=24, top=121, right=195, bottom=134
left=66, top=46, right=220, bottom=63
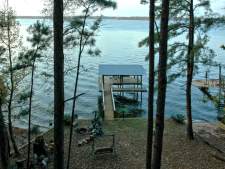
left=193, top=79, right=221, bottom=88
left=112, top=77, right=142, bottom=85
left=192, top=66, right=225, bottom=119
left=99, top=64, right=146, bottom=120
left=99, top=77, right=142, bottom=91
left=102, top=77, right=115, bottom=120
left=112, top=87, right=147, bottom=92
left=193, top=78, right=225, bottom=113
left=100, top=76, right=146, bottom=120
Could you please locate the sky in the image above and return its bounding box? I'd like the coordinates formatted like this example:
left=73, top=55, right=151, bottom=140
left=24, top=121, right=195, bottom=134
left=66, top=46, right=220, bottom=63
left=0, top=0, right=224, bottom=17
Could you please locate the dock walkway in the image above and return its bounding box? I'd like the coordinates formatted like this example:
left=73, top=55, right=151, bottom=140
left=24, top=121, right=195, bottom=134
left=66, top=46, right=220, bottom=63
left=102, top=77, right=115, bottom=120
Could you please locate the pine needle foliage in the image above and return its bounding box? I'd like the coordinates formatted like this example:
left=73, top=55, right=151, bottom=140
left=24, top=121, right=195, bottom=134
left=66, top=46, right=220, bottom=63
left=139, top=0, right=224, bottom=82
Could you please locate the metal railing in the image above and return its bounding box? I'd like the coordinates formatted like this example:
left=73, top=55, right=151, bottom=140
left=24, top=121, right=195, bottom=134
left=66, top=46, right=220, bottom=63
left=101, top=78, right=106, bottom=112
left=111, top=87, right=116, bottom=112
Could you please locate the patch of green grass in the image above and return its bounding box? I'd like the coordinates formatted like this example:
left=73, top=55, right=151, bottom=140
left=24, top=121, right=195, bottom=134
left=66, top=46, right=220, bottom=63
left=171, top=113, right=185, bottom=124
left=31, top=125, right=40, bottom=135
left=64, top=114, right=72, bottom=126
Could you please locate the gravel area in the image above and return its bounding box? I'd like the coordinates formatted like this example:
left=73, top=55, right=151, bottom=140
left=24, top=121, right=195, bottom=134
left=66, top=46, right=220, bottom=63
left=16, top=119, right=225, bottom=169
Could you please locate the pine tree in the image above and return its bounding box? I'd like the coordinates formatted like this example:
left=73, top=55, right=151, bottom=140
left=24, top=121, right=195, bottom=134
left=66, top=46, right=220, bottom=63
left=221, top=45, right=225, bottom=50
left=15, top=21, right=51, bottom=169
left=152, top=0, right=170, bottom=168
left=64, top=1, right=116, bottom=169
left=53, top=0, right=64, bottom=169
left=141, top=0, right=156, bottom=168
left=0, top=2, right=21, bottom=155
left=0, top=75, right=9, bottom=169
left=186, top=0, right=195, bottom=140
left=139, top=0, right=219, bottom=140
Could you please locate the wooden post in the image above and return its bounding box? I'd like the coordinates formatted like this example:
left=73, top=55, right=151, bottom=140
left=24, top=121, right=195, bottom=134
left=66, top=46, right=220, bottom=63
left=141, top=75, right=143, bottom=103
left=205, top=71, right=208, bottom=85
left=120, top=75, right=122, bottom=96
left=122, top=75, right=124, bottom=96
left=219, top=65, right=222, bottom=104
left=137, top=75, right=138, bottom=100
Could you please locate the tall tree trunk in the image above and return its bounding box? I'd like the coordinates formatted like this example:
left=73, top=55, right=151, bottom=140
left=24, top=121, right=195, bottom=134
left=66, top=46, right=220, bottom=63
left=0, top=100, right=10, bottom=169
left=26, top=61, right=35, bottom=169
left=6, top=0, right=20, bottom=155
left=146, top=0, right=155, bottom=168
left=53, top=0, right=64, bottom=169
left=152, top=0, right=170, bottom=168
left=186, top=0, right=194, bottom=140
left=66, top=9, right=88, bottom=169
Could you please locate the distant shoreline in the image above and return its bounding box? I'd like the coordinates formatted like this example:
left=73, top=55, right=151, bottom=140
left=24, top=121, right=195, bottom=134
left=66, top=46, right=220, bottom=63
left=16, top=16, right=149, bottom=21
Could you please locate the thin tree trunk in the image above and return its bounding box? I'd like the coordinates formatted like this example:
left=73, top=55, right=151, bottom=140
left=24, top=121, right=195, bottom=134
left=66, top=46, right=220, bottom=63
left=7, top=70, right=20, bottom=156
left=152, top=0, right=170, bottom=168
left=186, top=0, right=194, bottom=140
left=26, top=60, right=36, bottom=169
left=66, top=47, right=81, bottom=169
left=0, top=100, right=10, bottom=169
left=53, top=0, right=64, bottom=169
left=146, top=0, right=155, bottom=168
left=66, top=9, right=89, bottom=169
left=6, top=0, right=20, bottom=155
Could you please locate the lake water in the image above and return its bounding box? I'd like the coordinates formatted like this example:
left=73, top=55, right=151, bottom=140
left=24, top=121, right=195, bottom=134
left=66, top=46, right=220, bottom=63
left=14, top=18, right=225, bottom=129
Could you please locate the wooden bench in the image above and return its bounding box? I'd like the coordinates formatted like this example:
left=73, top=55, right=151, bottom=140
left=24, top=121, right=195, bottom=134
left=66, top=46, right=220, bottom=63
left=94, top=147, right=114, bottom=155
left=92, top=134, right=116, bottom=156
left=16, top=159, right=26, bottom=169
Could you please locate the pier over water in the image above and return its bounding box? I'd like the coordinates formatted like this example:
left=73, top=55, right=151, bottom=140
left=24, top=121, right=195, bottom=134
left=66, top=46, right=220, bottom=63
left=99, top=64, right=146, bottom=120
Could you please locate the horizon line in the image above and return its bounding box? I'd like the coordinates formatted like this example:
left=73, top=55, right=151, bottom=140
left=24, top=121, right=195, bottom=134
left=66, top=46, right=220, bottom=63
left=16, top=15, right=149, bottom=20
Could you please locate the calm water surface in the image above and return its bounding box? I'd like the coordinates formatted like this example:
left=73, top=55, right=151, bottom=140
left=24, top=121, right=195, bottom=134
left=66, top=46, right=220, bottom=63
left=14, top=18, right=225, bottom=129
